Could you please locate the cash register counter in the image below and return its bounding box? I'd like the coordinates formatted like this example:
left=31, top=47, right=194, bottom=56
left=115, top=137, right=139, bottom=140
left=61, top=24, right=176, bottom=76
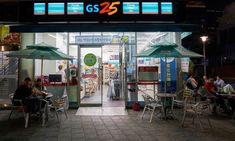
left=43, top=83, right=79, bottom=108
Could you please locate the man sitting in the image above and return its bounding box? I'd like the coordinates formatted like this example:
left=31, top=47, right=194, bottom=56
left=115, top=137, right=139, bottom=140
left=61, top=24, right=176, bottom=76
left=13, top=77, right=33, bottom=106
left=215, top=76, right=235, bottom=94
left=13, top=77, right=46, bottom=114
left=204, top=78, right=226, bottom=113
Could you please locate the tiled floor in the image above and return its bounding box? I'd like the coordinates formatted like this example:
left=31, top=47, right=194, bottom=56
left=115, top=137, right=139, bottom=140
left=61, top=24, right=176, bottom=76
left=81, top=85, right=125, bottom=107
left=1, top=109, right=235, bottom=141
left=76, top=107, right=128, bottom=116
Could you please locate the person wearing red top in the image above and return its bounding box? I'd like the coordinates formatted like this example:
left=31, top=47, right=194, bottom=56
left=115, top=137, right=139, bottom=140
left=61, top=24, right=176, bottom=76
left=204, top=78, right=218, bottom=94
left=204, top=78, right=226, bottom=113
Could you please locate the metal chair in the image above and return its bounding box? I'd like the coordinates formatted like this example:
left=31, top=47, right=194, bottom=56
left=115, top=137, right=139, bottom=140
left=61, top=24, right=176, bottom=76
left=8, top=93, right=26, bottom=120
left=181, top=92, right=212, bottom=129
left=24, top=98, right=48, bottom=128
left=141, top=93, right=162, bottom=123
left=48, top=95, right=68, bottom=123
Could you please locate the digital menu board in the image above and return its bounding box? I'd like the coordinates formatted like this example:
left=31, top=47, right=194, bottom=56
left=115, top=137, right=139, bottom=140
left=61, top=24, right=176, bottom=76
left=161, top=2, right=173, bottom=14
left=142, top=2, right=159, bottom=14
left=123, top=2, right=139, bottom=14
left=48, top=3, right=64, bottom=15
left=34, top=3, right=45, bottom=15
left=67, top=3, right=84, bottom=15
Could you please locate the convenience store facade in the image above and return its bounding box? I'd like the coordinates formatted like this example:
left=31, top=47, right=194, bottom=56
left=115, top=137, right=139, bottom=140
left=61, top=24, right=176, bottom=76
left=1, top=0, right=200, bottom=108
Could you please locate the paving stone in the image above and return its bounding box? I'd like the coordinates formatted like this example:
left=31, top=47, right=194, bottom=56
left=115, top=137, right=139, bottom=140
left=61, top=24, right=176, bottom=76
left=1, top=109, right=235, bottom=141
left=140, top=135, right=157, bottom=141
left=112, top=134, right=127, bottom=140
left=97, top=129, right=110, bottom=135
left=72, top=133, right=85, bottom=138
left=98, top=133, right=113, bottom=140
left=95, top=125, right=107, bottom=129
left=109, top=129, right=122, bottom=135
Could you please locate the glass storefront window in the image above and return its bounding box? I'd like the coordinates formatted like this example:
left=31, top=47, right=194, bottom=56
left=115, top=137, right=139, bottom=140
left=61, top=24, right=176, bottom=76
left=34, top=32, right=179, bottom=108
left=35, top=33, right=68, bottom=82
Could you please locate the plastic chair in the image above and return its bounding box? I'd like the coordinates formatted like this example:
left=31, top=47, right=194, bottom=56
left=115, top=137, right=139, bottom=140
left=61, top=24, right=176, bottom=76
left=141, top=93, right=162, bottom=123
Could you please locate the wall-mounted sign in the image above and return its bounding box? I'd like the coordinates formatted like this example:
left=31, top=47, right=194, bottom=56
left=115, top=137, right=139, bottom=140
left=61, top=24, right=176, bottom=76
left=84, top=53, right=97, bottom=67
left=48, top=3, right=64, bottom=15
left=161, top=2, right=173, bottom=14
left=142, top=2, right=159, bottom=14
left=75, top=35, right=129, bottom=44
left=15, top=1, right=181, bottom=22
left=34, top=3, right=46, bottom=15
left=123, top=2, right=139, bottom=14
left=181, top=57, right=190, bottom=72
left=67, top=3, right=84, bottom=15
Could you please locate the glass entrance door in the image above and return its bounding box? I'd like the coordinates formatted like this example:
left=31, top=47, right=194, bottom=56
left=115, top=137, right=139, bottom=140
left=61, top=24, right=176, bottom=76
left=80, top=47, right=102, bottom=106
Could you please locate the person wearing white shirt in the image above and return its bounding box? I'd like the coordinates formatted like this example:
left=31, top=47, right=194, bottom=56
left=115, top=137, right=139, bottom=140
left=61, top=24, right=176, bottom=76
left=215, top=76, right=235, bottom=94
left=57, top=65, right=66, bottom=83
left=214, top=76, right=225, bottom=88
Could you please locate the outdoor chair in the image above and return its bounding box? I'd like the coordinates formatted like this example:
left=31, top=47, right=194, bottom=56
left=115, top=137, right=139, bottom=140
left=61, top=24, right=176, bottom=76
left=141, top=93, right=162, bottom=123
left=48, top=95, right=68, bottom=123
left=8, top=93, right=26, bottom=120
left=24, top=98, right=48, bottom=128
left=173, top=89, right=185, bottom=108
left=181, top=94, right=212, bottom=129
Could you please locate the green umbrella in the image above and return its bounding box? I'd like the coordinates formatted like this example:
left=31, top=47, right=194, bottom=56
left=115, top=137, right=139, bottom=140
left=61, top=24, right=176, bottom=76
left=6, top=42, right=72, bottom=90
left=137, top=42, right=202, bottom=58
left=136, top=42, right=202, bottom=93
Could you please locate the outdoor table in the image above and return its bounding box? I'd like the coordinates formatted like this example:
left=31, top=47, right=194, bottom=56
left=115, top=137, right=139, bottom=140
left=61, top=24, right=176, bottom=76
left=155, top=93, right=176, bottom=120
left=218, top=94, right=235, bottom=98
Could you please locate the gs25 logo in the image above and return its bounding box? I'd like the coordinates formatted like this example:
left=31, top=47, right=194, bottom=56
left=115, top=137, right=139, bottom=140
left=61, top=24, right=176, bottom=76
left=86, top=1, right=121, bottom=16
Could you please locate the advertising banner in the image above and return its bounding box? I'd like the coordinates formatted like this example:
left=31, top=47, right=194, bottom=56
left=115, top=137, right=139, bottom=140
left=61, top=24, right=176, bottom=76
left=160, top=58, right=176, bottom=92
left=181, top=57, right=190, bottom=72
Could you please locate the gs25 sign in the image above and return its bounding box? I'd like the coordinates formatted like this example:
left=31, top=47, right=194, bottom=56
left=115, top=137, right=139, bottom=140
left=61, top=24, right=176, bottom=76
left=85, top=1, right=121, bottom=16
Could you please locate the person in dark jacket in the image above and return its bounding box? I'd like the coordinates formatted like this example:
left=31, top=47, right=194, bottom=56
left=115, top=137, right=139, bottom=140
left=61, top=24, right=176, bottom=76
left=13, top=77, right=33, bottom=105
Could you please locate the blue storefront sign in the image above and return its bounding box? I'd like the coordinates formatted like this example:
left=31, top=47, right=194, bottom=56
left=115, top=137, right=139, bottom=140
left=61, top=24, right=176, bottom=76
left=160, top=58, right=176, bottom=92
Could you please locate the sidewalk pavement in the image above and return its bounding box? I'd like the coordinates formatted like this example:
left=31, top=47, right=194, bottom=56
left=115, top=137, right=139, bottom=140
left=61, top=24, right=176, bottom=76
left=0, top=109, right=235, bottom=141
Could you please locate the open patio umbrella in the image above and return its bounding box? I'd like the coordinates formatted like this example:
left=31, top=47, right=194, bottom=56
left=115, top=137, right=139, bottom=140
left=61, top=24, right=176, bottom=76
left=6, top=42, right=72, bottom=90
left=136, top=41, right=202, bottom=93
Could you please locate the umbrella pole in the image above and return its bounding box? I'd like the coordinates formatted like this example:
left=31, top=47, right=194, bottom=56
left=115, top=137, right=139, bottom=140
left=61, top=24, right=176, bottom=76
left=41, top=57, right=43, bottom=91
left=165, top=56, right=167, bottom=94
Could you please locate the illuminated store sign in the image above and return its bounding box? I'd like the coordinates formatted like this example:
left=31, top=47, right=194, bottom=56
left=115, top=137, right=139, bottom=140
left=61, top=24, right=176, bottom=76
left=67, top=3, right=84, bottom=15
left=85, top=1, right=121, bottom=15
left=33, top=1, right=173, bottom=16
left=161, top=2, right=173, bottom=14
left=123, top=2, right=139, bottom=14
left=16, top=1, right=181, bottom=22
left=142, top=2, right=159, bottom=14
left=48, top=3, right=64, bottom=15
left=34, top=3, right=45, bottom=15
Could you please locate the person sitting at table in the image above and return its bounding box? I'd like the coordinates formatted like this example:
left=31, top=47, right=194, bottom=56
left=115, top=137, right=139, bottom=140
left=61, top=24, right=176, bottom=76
left=34, top=78, right=48, bottom=94
left=186, top=74, right=198, bottom=90
left=215, top=76, right=235, bottom=94
left=13, top=77, right=33, bottom=106
left=14, top=77, right=47, bottom=114
left=204, top=77, right=226, bottom=113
